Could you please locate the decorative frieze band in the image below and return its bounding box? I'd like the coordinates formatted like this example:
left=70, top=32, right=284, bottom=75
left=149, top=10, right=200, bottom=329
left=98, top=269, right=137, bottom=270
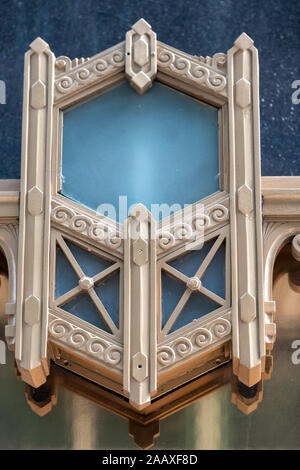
left=54, top=38, right=227, bottom=102
left=54, top=42, right=125, bottom=101
left=48, top=313, right=123, bottom=371
left=157, top=202, right=229, bottom=254
left=51, top=200, right=229, bottom=257
left=157, top=44, right=227, bottom=94
left=55, top=56, right=89, bottom=76
left=157, top=311, right=231, bottom=370
left=51, top=202, right=123, bottom=254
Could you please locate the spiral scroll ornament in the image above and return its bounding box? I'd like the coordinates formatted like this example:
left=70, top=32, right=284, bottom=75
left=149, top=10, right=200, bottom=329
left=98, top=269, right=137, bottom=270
left=157, top=313, right=231, bottom=369
left=49, top=315, right=122, bottom=370
left=55, top=47, right=125, bottom=98
left=157, top=203, right=229, bottom=251
left=51, top=204, right=122, bottom=251
left=157, top=47, right=226, bottom=92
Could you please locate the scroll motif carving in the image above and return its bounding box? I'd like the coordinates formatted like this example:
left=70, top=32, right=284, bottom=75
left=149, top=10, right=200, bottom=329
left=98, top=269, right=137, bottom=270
left=54, top=44, right=125, bottom=100
left=51, top=204, right=123, bottom=253
left=157, top=46, right=226, bottom=92
left=49, top=314, right=123, bottom=370
left=125, top=18, right=157, bottom=94
left=157, top=313, right=231, bottom=370
left=55, top=56, right=89, bottom=75
left=54, top=42, right=226, bottom=101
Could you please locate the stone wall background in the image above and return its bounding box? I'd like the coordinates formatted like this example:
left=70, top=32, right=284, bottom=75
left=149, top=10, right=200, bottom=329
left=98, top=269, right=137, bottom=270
left=0, top=0, right=299, bottom=178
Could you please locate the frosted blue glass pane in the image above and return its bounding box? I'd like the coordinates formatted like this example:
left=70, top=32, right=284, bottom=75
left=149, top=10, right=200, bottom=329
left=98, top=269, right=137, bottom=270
left=62, top=81, right=219, bottom=221
left=169, top=292, right=219, bottom=334
left=202, top=241, right=226, bottom=298
left=161, top=271, right=186, bottom=329
left=62, top=293, right=111, bottom=333
left=64, top=240, right=112, bottom=277
left=55, top=245, right=78, bottom=298
left=94, top=271, right=120, bottom=329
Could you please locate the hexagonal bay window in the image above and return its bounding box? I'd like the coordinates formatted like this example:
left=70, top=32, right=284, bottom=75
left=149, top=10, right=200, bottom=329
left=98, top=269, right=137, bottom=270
left=8, top=19, right=275, bottom=447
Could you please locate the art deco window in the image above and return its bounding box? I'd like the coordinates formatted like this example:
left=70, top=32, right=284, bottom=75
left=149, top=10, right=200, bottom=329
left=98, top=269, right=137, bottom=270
left=2, top=18, right=292, bottom=447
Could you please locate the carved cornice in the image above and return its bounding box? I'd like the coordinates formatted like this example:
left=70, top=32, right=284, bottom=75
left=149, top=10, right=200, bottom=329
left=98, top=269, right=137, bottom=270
left=51, top=196, right=229, bottom=257
left=0, top=190, right=19, bottom=219
left=157, top=310, right=231, bottom=370
left=53, top=39, right=227, bottom=103
left=197, top=52, right=227, bottom=73
left=55, top=56, right=89, bottom=76
left=262, top=177, right=300, bottom=220
left=54, top=42, right=125, bottom=101
left=48, top=312, right=123, bottom=371
left=48, top=308, right=231, bottom=374
left=157, top=43, right=227, bottom=94
left=5, top=178, right=300, bottom=221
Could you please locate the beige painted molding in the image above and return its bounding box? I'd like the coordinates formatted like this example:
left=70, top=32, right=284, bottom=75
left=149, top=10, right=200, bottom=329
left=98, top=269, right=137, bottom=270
left=15, top=37, right=54, bottom=388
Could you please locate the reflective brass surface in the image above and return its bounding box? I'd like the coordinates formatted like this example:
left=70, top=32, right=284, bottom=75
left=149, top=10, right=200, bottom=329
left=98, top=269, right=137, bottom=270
left=0, top=244, right=299, bottom=449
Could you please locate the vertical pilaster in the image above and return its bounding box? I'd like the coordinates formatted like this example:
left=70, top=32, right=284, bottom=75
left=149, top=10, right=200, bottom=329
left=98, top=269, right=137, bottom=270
left=16, top=38, right=54, bottom=387
left=123, top=204, right=157, bottom=409
left=228, top=33, right=265, bottom=391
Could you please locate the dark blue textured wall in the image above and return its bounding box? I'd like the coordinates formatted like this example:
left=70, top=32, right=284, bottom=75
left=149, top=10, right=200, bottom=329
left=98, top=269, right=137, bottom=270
left=0, top=0, right=299, bottom=178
